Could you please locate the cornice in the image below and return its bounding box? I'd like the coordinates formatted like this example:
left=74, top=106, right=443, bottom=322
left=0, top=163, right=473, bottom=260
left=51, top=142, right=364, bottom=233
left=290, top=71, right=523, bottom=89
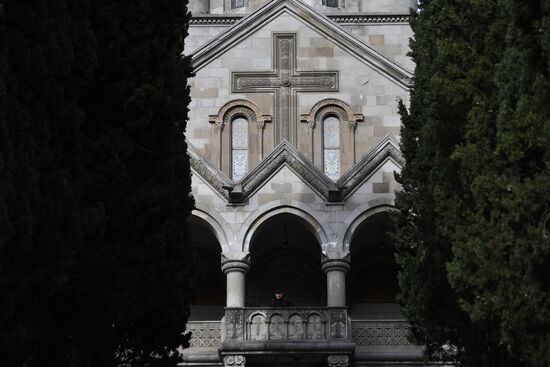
left=238, top=140, right=339, bottom=202
left=188, top=142, right=232, bottom=200
left=190, top=13, right=411, bottom=26
left=337, top=135, right=403, bottom=199
left=188, top=135, right=403, bottom=205
left=190, top=0, right=413, bottom=89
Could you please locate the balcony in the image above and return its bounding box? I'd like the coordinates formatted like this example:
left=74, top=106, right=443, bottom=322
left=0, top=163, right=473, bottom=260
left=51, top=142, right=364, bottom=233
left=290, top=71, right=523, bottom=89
left=182, top=308, right=422, bottom=366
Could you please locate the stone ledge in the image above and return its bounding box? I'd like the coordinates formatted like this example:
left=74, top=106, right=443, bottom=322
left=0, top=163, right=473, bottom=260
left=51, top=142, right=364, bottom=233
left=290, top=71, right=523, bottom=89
left=190, top=14, right=411, bottom=26
left=354, top=345, right=425, bottom=361
left=221, top=339, right=355, bottom=353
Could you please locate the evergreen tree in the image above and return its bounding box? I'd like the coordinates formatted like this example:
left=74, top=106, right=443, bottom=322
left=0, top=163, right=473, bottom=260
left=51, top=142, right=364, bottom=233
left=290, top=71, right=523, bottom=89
left=0, top=0, right=92, bottom=365
left=446, top=0, right=550, bottom=365
left=1, top=0, right=195, bottom=366
left=396, top=0, right=550, bottom=366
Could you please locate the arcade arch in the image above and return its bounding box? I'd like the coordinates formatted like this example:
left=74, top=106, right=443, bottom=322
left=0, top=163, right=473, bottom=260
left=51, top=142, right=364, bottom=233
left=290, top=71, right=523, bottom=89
left=246, top=213, right=325, bottom=307
left=347, top=210, right=403, bottom=319
left=187, top=215, right=226, bottom=321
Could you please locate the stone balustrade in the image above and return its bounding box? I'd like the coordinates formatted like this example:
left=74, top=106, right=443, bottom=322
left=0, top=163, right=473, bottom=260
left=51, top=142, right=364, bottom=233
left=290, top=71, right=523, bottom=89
left=351, top=319, right=411, bottom=346
left=187, top=321, right=222, bottom=348
left=224, top=307, right=349, bottom=342
left=185, top=316, right=412, bottom=349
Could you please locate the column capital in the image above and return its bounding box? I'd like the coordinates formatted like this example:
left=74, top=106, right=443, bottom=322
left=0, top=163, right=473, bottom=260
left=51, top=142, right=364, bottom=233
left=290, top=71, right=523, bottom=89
left=221, top=254, right=250, bottom=274
left=321, top=257, right=350, bottom=274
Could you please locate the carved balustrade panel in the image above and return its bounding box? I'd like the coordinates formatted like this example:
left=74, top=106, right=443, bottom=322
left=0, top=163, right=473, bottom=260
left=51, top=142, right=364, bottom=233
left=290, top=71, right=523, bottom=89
left=187, top=321, right=222, bottom=348
left=351, top=320, right=412, bottom=346
left=235, top=307, right=348, bottom=341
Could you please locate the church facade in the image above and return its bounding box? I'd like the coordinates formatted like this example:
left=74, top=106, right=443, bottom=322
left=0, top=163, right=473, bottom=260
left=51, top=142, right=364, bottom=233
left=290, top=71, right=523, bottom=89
left=181, top=1, right=425, bottom=366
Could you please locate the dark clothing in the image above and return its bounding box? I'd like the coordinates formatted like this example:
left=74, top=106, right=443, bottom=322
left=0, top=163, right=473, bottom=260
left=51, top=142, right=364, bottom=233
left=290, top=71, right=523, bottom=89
left=270, top=297, right=294, bottom=307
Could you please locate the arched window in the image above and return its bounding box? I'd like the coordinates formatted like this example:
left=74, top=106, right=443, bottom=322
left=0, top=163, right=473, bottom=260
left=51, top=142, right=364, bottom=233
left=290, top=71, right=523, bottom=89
left=323, top=115, right=340, bottom=180
left=231, top=116, right=248, bottom=181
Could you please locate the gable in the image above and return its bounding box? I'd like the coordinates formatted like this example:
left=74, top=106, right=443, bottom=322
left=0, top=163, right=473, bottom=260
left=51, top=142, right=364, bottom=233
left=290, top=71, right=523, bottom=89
left=247, top=165, right=327, bottom=207
left=191, top=0, right=412, bottom=89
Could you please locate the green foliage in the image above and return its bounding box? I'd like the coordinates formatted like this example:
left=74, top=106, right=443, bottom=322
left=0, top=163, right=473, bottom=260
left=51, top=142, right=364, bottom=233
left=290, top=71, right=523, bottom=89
left=0, top=0, right=194, bottom=366
left=396, top=0, right=550, bottom=366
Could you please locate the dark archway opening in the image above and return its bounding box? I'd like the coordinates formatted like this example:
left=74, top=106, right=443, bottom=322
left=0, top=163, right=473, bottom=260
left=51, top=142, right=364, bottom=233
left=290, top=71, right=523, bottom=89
left=348, top=211, right=402, bottom=319
left=247, top=213, right=325, bottom=307
left=188, top=216, right=226, bottom=321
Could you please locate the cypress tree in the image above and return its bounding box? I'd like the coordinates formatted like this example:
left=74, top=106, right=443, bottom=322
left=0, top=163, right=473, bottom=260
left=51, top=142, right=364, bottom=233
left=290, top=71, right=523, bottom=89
left=446, top=0, right=550, bottom=365
left=1, top=0, right=195, bottom=366
left=396, top=0, right=549, bottom=365
left=395, top=0, right=516, bottom=365
left=0, top=0, right=92, bottom=365
left=48, top=0, right=195, bottom=365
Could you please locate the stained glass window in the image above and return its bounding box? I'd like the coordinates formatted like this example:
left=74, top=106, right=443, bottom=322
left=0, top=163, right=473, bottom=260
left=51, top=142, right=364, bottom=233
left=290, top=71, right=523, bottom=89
left=232, top=117, right=248, bottom=181
left=323, top=115, right=340, bottom=180
left=232, top=0, right=245, bottom=9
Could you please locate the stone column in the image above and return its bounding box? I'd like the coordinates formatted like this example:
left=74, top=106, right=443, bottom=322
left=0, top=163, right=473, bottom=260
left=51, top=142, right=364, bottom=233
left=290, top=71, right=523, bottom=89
left=222, top=256, right=250, bottom=308
left=322, top=258, right=350, bottom=307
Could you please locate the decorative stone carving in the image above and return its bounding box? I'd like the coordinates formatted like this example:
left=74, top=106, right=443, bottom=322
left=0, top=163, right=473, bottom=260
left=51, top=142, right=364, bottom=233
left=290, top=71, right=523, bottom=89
left=209, top=99, right=271, bottom=129
left=306, top=313, right=324, bottom=339
left=187, top=321, right=222, bottom=348
left=351, top=320, right=412, bottom=346
left=221, top=253, right=251, bottom=274
left=189, top=137, right=403, bottom=205
left=288, top=314, right=304, bottom=340
left=321, top=256, right=351, bottom=274
left=249, top=313, right=267, bottom=340
left=190, top=14, right=411, bottom=26
left=300, top=99, right=363, bottom=127
left=269, top=314, right=285, bottom=340
left=337, top=135, right=404, bottom=199
left=241, top=307, right=340, bottom=341
left=225, top=308, right=244, bottom=340
left=232, top=34, right=338, bottom=145
left=240, top=141, right=337, bottom=201
left=329, top=310, right=347, bottom=339
left=301, top=99, right=363, bottom=165
left=209, top=100, right=272, bottom=172
left=187, top=142, right=232, bottom=200
left=223, top=355, right=246, bottom=367
left=327, top=354, right=349, bottom=367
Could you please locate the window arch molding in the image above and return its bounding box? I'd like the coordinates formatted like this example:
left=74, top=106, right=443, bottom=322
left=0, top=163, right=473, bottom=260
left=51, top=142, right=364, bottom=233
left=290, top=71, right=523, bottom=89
left=209, top=99, right=272, bottom=179
left=300, top=99, right=363, bottom=178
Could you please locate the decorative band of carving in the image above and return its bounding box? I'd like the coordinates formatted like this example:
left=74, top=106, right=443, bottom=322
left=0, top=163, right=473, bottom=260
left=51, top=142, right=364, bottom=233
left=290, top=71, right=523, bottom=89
left=328, top=14, right=410, bottom=24
left=322, top=258, right=350, bottom=273
left=189, top=14, right=411, bottom=25
left=351, top=320, right=412, bottom=346
left=187, top=321, right=222, bottom=348
left=223, top=354, right=246, bottom=367
left=301, top=98, right=363, bottom=126
left=327, top=354, right=350, bottom=367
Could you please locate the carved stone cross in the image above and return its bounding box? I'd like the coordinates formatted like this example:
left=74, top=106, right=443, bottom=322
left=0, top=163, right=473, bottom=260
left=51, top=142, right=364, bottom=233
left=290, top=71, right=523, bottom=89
left=232, top=33, right=339, bottom=145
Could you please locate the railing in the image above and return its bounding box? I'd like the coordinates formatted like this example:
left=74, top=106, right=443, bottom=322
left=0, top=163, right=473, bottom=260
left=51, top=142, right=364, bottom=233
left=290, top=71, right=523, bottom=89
left=187, top=321, right=222, bottom=348
left=351, top=320, right=412, bottom=346
left=185, top=317, right=412, bottom=348
left=225, top=307, right=349, bottom=341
